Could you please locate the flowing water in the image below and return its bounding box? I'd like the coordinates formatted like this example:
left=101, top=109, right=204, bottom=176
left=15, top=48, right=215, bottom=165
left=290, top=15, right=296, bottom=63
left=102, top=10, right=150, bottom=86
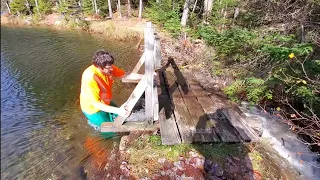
left=1, top=25, right=141, bottom=179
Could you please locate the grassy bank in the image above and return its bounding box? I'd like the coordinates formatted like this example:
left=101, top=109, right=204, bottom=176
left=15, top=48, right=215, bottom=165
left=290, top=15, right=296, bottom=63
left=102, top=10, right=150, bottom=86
left=119, top=132, right=299, bottom=179
left=145, top=0, right=320, bottom=150
left=1, top=14, right=144, bottom=41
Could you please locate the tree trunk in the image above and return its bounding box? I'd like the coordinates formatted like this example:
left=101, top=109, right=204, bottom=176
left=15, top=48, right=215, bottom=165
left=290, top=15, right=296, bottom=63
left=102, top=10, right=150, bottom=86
left=25, top=0, right=31, bottom=15
left=91, top=0, right=94, bottom=11
left=127, top=0, right=131, bottom=17
left=108, top=0, right=113, bottom=18
left=94, top=0, right=98, bottom=14
left=34, top=0, right=40, bottom=15
left=192, top=0, right=197, bottom=13
left=138, top=0, right=142, bottom=19
left=117, top=0, right=122, bottom=18
left=180, top=0, right=191, bottom=27
left=203, top=0, right=213, bottom=22
left=172, top=0, right=174, bottom=10
left=6, top=1, right=11, bottom=14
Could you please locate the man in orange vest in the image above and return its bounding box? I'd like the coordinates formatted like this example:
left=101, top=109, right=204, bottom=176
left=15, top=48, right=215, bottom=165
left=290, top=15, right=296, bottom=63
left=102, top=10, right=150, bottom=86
left=80, top=49, right=130, bottom=133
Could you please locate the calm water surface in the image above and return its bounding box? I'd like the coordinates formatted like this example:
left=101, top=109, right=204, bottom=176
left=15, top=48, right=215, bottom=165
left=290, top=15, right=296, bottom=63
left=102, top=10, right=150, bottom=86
left=1, top=26, right=140, bottom=179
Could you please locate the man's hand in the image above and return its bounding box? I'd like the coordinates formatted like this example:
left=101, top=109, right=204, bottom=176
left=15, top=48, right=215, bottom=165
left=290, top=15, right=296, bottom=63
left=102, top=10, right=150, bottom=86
left=126, top=73, right=143, bottom=79
left=118, top=104, right=130, bottom=117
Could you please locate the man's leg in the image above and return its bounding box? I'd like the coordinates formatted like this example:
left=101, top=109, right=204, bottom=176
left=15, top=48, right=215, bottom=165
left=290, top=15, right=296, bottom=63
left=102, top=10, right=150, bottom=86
left=82, top=111, right=115, bottom=138
left=82, top=101, right=120, bottom=138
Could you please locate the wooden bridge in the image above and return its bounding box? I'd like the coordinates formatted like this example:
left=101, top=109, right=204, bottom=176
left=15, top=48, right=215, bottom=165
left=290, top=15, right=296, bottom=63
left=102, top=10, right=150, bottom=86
left=101, top=22, right=259, bottom=145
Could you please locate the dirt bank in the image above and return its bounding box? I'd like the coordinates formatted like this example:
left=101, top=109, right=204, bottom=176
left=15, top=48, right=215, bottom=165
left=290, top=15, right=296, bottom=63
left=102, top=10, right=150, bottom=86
left=85, top=131, right=300, bottom=180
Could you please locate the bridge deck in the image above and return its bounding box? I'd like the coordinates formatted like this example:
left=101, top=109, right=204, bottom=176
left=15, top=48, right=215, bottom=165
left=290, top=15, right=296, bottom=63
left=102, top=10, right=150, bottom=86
left=158, top=62, right=259, bottom=145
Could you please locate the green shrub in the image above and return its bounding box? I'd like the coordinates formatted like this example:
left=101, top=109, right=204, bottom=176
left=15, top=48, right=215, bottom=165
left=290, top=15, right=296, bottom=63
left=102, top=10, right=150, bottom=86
left=145, top=0, right=182, bottom=36
left=10, top=0, right=28, bottom=15
left=224, top=77, right=272, bottom=104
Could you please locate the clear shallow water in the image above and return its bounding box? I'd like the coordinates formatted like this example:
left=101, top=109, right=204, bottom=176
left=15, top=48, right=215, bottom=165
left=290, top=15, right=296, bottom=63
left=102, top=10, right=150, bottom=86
left=239, top=102, right=320, bottom=180
left=1, top=26, right=140, bottom=179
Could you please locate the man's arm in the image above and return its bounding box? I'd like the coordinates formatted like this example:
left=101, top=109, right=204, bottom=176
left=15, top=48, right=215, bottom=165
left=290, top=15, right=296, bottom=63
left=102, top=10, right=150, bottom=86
left=82, top=72, right=128, bottom=116
left=92, top=102, right=127, bottom=116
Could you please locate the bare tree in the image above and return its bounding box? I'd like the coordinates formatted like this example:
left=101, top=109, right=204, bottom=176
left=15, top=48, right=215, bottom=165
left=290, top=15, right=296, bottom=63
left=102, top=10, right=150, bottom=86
left=192, top=0, right=198, bottom=13
left=138, top=0, right=142, bottom=19
left=181, top=0, right=191, bottom=27
left=203, top=0, right=214, bottom=22
left=127, top=0, right=131, bottom=17
left=34, top=0, right=40, bottom=15
left=93, top=0, right=98, bottom=14
left=25, top=0, right=31, bottom=15
left=117, top=0, right=122, bottom=18
left=108, top=0, right=113, bottom=18
left=5, top=1, right=11, bottom=13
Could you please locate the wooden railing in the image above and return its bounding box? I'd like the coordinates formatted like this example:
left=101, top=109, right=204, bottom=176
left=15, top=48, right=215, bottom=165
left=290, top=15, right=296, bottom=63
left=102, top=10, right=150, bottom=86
left=101, top=22, right=161, bottom=132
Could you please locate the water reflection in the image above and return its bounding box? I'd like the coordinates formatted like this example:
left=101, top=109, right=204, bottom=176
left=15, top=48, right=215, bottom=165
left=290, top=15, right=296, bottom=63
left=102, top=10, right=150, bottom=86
left=1, top=25, right=140, bottom=179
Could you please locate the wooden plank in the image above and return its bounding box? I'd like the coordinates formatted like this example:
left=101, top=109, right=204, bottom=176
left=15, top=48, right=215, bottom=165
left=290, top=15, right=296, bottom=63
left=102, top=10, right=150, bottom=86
left=153, top=86, right=159, bottom=121
left=162, top=70, right=193, bottom=143
left=158, top=106, right=182, bottom=145
left=208, top=94, right=259, bottom=142
left=101, top=121, right=158, bottom=132
left=189, top=84, right=240, bottom=142
left=131, top=53, right=145, bottom=74
left=154, top=35, right=161, bottom=70
left=113, top=76, right=148, bottom=127
left=158, top=70, right=181, bottom=145
left=122, top=73, right=143, bottom=83
left=177, top=86, right=220, bottom=143
left=221, top=108, right=259, bottom=142
left=166, top=71, right=220, bottom=143
left=144, top=22, right=155, bottom=119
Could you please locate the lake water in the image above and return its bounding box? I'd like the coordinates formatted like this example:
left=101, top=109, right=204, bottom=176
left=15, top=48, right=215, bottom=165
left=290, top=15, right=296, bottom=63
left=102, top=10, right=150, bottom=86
left=1, top=25, right=141, bottom=179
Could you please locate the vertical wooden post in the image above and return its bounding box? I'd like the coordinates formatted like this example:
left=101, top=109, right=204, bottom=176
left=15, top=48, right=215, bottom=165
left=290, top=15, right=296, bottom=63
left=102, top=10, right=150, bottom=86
left=153, top=32, right=161, bottom=121
left=154, top=34, right=161, bottom=70
left=144, top=22, right=155, bottom=120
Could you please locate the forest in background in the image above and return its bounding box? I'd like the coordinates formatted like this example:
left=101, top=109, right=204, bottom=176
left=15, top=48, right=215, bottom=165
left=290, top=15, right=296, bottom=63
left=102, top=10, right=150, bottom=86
left=2, top=0, right=320, bottom=150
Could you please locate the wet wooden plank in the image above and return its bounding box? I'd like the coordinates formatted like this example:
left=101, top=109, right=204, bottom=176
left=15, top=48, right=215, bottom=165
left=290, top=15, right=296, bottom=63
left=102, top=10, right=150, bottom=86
left=101, top=122, right=158, bottom=132
left=158, top=107, right=182, bottom=145
left=189, top=84, right=240, bottom=142
left=158, top=70, right=182, bottom=145
left=184, top=70, right=258, bottom=142
left=162, top=70, right=193, bottom=143
left=208, top=94, right=259, bottom=142
left=221, top=108, right=259, bottom=142
left=166, top=70, right=220, bottom=143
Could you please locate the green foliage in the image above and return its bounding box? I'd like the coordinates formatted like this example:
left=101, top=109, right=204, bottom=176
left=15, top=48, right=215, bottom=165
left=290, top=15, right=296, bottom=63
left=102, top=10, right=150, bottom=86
left=198, top=27, right=258, bottom=62
left=36, top=0, right=52, bottom=14
left=68, top=18, right=90, bottom=30
left=145, top=0, right=181, bottom=36
left=210, top=0, right=240, bottom=26
left=10, top=0, right=28, bottom=15
left=224, top=78, right=272, bottom=104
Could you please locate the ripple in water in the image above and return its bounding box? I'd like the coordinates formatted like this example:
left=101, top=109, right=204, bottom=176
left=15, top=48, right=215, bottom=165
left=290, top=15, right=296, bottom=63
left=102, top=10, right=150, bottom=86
left=1, top=26, right=140, bottom=179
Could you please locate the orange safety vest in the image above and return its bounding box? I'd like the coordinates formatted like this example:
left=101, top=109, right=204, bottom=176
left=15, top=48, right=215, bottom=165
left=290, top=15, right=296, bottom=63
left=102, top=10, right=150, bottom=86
left=93, top=74, right=113, bottom=105
left=80, top=65, right=125, bottom=114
